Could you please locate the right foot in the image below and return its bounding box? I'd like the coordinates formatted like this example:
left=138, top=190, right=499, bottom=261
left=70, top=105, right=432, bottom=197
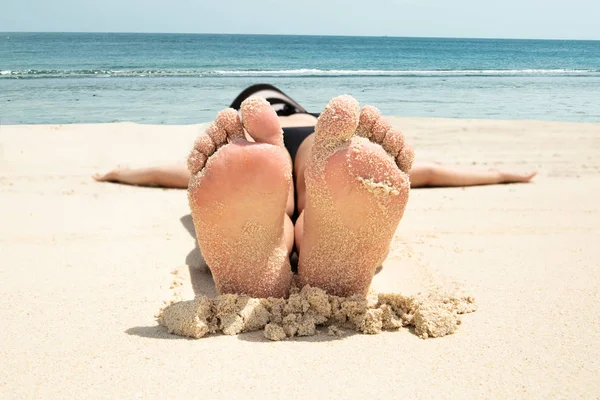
left=188, top=97, right=294, bottom=298
left=298, top=96, right=414, bottom=297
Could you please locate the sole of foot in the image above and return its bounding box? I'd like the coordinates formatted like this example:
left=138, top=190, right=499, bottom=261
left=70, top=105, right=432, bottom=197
left=187, top=97, right=294, bottom=298
left=298, top=95, right=413, bottom=297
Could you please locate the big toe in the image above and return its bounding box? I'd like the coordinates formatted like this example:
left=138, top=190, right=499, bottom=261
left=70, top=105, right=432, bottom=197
left=240, top=96, right=284, bottom=146
left=314, top=95, right=361, bottom=145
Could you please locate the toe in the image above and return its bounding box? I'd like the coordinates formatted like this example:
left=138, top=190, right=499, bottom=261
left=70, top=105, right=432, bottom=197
left=188, top=149, right=208, bottom=175
left=216, top=108, right=245, bottom=142
left=381, top=128, right=406, bottom=159
left=357, top=105, right=414, bottom=173
left=187, top=133, right=215, bottom=174
left=395, top=145, right=415, bottom=173
left=357, top=105, right=398, bottom=148
left=356, top=105, right=380, bottom=138
left=240, top=96, right=284, bottom=146
left=205, top=122, right=228, bottom=147
left=314, top=95, right=360, bottom=144
left=189, top=109, right=246, bottom=175
left=194, top=132, right=216, bottom=155
left=370, top=118, right=392, bottom=144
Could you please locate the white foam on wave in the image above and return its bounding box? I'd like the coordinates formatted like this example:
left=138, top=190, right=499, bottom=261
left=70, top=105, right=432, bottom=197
left=212, top=68, right=596, bottom=76
left=1, top=68, right=597, bottom=78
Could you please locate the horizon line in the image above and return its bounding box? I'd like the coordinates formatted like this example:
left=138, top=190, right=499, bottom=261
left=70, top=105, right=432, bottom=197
left=2, top=31, right=599, bottom=42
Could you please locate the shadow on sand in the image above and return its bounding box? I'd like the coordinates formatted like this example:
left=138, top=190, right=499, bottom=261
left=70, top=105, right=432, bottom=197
left=128, top=214, right=363, bottom=342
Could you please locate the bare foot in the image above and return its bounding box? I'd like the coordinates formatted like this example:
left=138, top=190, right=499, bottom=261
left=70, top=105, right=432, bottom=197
left=298, top=96, right=413, bottom=297
left=188, top=97, right=294, bottom=298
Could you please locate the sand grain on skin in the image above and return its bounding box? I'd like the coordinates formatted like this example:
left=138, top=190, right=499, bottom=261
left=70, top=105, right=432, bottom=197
left=298, top=97, right=411, bottom=296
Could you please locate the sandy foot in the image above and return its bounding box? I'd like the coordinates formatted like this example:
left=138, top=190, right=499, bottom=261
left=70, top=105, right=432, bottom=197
left=187, top=97, right=293, bottom=298
left=297, top=96, right=414, bottom=296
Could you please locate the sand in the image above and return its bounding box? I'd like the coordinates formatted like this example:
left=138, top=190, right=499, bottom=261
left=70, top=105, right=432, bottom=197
left=1, top=118, right=600, bottom=398
left=158, top=278, right=476, bottom=340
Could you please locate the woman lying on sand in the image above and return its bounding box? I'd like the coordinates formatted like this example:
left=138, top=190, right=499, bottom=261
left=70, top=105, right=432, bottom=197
left=94, top=86, right=535, bottom=299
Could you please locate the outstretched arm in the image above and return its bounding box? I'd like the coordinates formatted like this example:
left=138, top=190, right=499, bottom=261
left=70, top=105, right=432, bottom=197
left=93, top=164, right=191, bottom=188
left=93, top=161, right=536, bottom=189
left=408, top=162, right=536, bottom=188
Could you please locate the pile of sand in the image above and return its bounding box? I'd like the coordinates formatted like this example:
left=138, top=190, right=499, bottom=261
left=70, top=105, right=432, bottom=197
left=157, top=284, right=476, bottom=341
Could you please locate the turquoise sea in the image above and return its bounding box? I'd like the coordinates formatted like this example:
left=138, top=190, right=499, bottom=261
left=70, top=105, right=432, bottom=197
left=1, top=33, right=599, bottom=124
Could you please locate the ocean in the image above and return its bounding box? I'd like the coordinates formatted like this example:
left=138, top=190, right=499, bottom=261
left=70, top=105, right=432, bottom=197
left=1, top=32, right=599, bottom=124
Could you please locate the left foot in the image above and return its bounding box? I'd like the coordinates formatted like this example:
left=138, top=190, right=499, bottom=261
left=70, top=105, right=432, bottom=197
left=298, top=96, right=413, bottom=297
left=187, top=97, right=294, bottom=298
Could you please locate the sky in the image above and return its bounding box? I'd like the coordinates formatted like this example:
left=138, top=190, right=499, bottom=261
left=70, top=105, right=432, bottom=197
left=1, top=0, right=599, bottom=40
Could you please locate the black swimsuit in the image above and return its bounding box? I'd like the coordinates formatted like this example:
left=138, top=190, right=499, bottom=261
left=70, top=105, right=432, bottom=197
left=282, top=125, right=315, bottom=161
left=230, top=84, right=319, bottom=161
left=230, top=84, right=321, bottom=225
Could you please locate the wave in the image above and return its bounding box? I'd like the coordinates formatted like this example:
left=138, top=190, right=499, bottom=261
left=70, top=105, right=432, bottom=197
left=1, top=68, right=598, bottom=79
left=214, top=68, right=599, bottom=77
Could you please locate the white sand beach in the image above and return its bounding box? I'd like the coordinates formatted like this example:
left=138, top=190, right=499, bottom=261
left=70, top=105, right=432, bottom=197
left=1, top=118, right=599, bottom=398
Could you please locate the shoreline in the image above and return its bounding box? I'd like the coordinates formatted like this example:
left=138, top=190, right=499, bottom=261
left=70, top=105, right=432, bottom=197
left=4, top=32, right=600, bottom=41
left=3, top=114, right=599, bottom=127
